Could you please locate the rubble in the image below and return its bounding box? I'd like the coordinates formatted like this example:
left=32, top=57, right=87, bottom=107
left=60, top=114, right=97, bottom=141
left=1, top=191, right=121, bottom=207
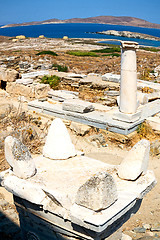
left=0, top=118, right=156, bottom=239
left=0, top=67, right=19, bottom=82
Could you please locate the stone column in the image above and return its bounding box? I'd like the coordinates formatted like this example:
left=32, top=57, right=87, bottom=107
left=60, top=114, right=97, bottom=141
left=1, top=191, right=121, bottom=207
left=120, top=41, right=139, bottom=114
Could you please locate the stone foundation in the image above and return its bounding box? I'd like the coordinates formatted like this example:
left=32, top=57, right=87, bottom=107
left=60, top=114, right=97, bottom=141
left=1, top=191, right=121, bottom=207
left=6, top=82, right=50, bottom=99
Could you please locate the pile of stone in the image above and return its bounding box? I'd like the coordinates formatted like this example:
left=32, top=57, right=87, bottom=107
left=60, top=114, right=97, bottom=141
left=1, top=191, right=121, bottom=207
left=0, top=67, right=19, bottom=83
left=0, top=118, right=156, bottom=240
left=1, top=70, right=50, bottom=99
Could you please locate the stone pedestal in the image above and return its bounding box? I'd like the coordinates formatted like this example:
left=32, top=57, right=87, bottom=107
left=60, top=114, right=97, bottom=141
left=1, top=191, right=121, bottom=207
left=113, top=110, right=141, bottom=123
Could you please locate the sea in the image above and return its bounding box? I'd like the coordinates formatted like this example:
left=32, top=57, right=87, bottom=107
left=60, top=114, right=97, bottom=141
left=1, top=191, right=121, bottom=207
left=0, top=23, right=160, bottom=47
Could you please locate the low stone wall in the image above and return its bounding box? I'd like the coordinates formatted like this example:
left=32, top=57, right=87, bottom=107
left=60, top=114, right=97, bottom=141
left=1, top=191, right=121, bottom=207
left=0, top=68, right=19, bottom=82
left=6, top=82, right=50, bottom=99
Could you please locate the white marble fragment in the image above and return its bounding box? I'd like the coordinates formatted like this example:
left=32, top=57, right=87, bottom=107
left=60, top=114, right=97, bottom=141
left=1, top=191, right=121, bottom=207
left=137, top=92, right=149, bottom=105
left=118, top=139, right=150, bottom=180
left=67, top=73, right=86, bottom=78
left=102, top=73, right=120, bottom=83
left=16, top=78, right=33, bottom=85
left=75, top=172, right=118, bottom=211
left=43, top=118, right=76, bottom=160
left=3, top=175, right=45, bottom=204
left=21, top=70, right=49, bottom=79
left=5, top=136, right=36, bottom=179
left=63, top=99, right=95, bottom=113
left=146, top=116, right=160, bottom=131
left=48, top=89, right=78, bottom=101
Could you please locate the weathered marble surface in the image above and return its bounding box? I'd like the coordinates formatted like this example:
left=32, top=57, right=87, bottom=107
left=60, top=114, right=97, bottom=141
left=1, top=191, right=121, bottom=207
left=5, top=136, right=36, bottom=179
left=63, top=99, right=95, bottom=113
left=43, top=118, right=77, bottom=160
left=118, top=139, right=150, bottom=180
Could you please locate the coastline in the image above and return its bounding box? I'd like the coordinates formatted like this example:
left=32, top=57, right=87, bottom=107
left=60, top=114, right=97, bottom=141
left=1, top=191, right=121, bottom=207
left=96, top=30, right=160, bottom=41
left=0, top=23, right=160, bottom=48
left=1, top=21, right=160, bottom=30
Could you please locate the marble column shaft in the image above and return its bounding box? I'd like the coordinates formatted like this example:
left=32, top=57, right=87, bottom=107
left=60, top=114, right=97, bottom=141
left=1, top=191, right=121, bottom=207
left=120, top=41, right=139, bottom=114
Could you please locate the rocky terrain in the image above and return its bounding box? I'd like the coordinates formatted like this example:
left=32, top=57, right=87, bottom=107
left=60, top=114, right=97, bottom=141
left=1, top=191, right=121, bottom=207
left=96, top=30, right=160, bottom=41
left=0, top=36, right=160, bottom=239
left=1, top=16, right=160, bottom=29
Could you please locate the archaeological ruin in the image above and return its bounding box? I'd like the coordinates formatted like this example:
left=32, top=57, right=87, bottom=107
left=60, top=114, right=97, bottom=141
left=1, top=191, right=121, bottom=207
left=0, top=118, right=156, bottom=240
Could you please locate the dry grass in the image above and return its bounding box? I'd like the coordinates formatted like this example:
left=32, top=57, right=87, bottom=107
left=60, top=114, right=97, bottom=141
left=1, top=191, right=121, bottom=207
left=0, top=102, right=51, bottom=171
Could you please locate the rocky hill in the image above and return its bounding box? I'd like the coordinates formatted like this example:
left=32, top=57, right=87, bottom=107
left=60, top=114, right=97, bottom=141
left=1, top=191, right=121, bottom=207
left=1, top=16, right=160, bottom=29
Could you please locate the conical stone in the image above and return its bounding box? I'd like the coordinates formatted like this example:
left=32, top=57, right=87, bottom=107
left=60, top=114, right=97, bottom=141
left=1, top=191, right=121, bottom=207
left=43, top=118, right=76, bottom=160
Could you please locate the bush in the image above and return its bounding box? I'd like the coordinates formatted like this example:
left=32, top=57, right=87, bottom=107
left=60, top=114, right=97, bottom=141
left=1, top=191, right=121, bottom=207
left=52, top=64, right=68, bottom=72
left=36, top=50, right=58, bottom=56
left=92, top=47, right=121, bottom=53
left=140, top=47, right=160, bottom=52
left=102, top=53, right=121, bottom=57
left=40, top=75, right=60, bottom=89
left=137, top=122, right=155, bottom=139
left=66, top=50, right=99, bottom=57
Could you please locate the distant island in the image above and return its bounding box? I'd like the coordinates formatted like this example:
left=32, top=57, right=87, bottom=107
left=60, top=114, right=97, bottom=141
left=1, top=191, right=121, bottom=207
left=1, top=16, right=160, bottom=29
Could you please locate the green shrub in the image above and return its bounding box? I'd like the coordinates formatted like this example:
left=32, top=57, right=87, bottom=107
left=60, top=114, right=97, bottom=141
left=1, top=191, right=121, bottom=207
left=66, top=50, right=99, bottom=57
left=137, top=122, right=155, bottom=138
left=92, top=47, right=121, bottom=53
left=52, top=64, right=68, bottom=72
left=102, top=53, right=121, bottom=57
left=36, top=50, right=58, bottom=56
left=140, top=47, right=160, bottom=52
left=40, top=75, right=60, bottom=89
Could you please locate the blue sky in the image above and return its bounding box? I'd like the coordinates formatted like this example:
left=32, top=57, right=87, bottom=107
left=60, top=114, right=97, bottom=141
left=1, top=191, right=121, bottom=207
left=0, top=0, right=160, bottom=25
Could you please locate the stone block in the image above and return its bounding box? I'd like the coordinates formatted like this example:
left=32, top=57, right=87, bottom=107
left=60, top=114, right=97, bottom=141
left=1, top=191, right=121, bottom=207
left=147, top=91, right=160, bottom=101
left=75, top=171, right=118, bottom=211
left=6, top=82, right=35, bottom=98
left=102, top=73, right=120, bottom=83
left=6, top=82, right=50, bottom=99
left=118, top=139, right=150, bottom=180
left=137, top=92, right=149, bottom=105
left=5, top=136, right=36, bottom=179
left=63, top=99, right=95, bottom=113
left=104, top=90, right=119, bottom=96
left=21, top=70, right=49, bottom=79
left=113, top=110, right=141, bottom=123
left=48, top=89, right=78, bottom=101
left=16, top=78, right=33, bottom=85
left=43, top=118, right=76, bottom=160
left=0, top=68, right=19, bottom=82
left=146, top=116, right=160, bottom=131
left=70, top=122, right=91, bottom=136
left=34, top=83, right=50, bottom=99
left=67, top=73, right=86, bottom=78
left=3, top=175, right=46, bottom=204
